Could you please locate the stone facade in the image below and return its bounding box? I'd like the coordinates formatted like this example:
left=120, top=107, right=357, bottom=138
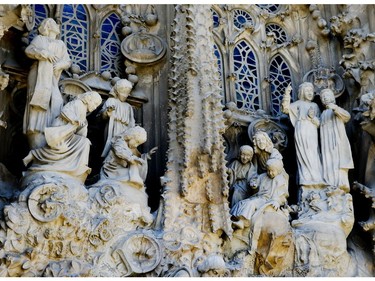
left=0, top=4, right=374, bottom=277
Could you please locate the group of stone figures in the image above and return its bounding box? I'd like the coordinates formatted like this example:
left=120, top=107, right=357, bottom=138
left=22, top=18, right=156, bottom=189
left=227, top=82, right=356, bottom=276
left=0, top=16, right=373, bottom=277
left=0, top=19, right=160, bottom=277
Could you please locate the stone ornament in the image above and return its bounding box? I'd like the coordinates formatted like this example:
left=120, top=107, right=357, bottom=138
left=111, top=232, right=162, bottom=276
left=28, top=183, right=65, bottom=222
left=121, top=32, right=166, bottom=64
left=303, top=67, right=345, bottom=98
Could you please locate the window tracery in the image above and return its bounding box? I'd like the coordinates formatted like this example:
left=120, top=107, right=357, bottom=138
left=212, top=9, right=220, bottom=28
left=233, top=9, right=254, bottom=30
left=61, top=4, right=89, bottom=71
left=233, top=40, right=259, bottom=111
left=269, top=55, right=292, bottom=116
left=100, top=13, right=123, bottom=76
left=265, top=23, right=287, bottom=45
left=256, top=4, right=280, bottom=14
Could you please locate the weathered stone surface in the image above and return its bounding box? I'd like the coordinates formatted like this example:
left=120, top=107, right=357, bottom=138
left=0, top=3, right=374, bottom=277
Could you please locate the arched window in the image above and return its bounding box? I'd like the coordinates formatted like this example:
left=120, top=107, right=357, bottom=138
left=212, top=9, right=220, bottom=28
left=100, top=13, right=123, bottom=76
left=29, top=5, right=48, bottom=41
left=256, top=4, right=280, bottom=14
left=233, top=9, right=254, bottom=30
left=61, top=4, right=88, bottom=71
left=269, top=55, right=292, bottom=116
left=233, top=41, right=259, bottom=111
left=266, top=23, right=287, bottom=45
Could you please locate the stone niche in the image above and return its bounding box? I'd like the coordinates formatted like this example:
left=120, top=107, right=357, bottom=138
left=0, top=4, right=374, bottom=277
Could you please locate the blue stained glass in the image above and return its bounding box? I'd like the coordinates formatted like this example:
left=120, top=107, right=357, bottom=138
left=61, top=4, right=88, bottom=71
left=266, top=23, right=287, bottom=45
left=212, top=9, right=220, bottom=28
left=233, top=9, right=254, bottom=29
left=233, top=41, right=259, bottom=111
left=269, top=55, right=292, bottom=116
left=256, top=4, right=280, bottom=13
left=100, top=13, right=123, bottom=76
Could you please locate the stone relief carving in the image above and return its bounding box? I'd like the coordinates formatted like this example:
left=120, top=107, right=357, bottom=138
left=23, top=18, right=72, bottom=149
left=0, top=3, right=374, bottom=278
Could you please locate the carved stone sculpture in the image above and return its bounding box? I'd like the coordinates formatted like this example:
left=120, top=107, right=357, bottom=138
left=99, top=79, right=135, bottom=158
left=282, top=82, right=323, bottom=187
left=252, top=131, right=282, bottom=174
left=227, top=145, right=257, bottom=207
left=23, top=91, right=102, bottom=184
left=320, top=88, right=354, bottom=191
left=292, top=188, right=355, bottom=276
left=23, top=18, right=72, bottom=149
left=231, top=158, right=293, bottom=276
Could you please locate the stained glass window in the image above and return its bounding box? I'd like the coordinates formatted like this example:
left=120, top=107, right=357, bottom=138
left=233, top=9, right=254, bottom=30
left=269, top=55, right=292, bottom=116
left=213, top=44, right=224, bottom=101
left=266, top=24, right=287, bottom=45
left=233, top=41, right=259, bottom=111
left=101, top=13, right=123, bottom=76
left=29, top=5, right=48, bottom=41
left=61, top=4, right=88, bottom=71
left=256, top=4, right=280, bottom=13
left=212, top=9, right=220, bottom=28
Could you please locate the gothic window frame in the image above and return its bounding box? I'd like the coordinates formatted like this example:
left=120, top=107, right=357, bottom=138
left=230, top=39, right=261, bottom=112
left=232, top=9, right=254, bottom=30
left=100, top=11, right=124, bottom=77
left=269, top=54, right=293, bottom=116
left=60, top=4, right=90, bottom=72
left=265, top=23, right=288, bottom=45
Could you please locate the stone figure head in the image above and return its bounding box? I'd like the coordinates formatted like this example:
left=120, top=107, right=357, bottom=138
left=253, top=131, right=273, bottom=154
left=298, top=82, right=314, bottom=101
left=320, top=88, right=336, bottom=106
left=79, top=91, right=102, bottom=113
left=239, top=145, right=253, bottom=164
left=266, top=158, right=283, bottom=179
left=124, top=126, right=147, bottom=148
left=110, top=79, right=133, bottom=102
left=38, top=18, right=60, bottom=38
